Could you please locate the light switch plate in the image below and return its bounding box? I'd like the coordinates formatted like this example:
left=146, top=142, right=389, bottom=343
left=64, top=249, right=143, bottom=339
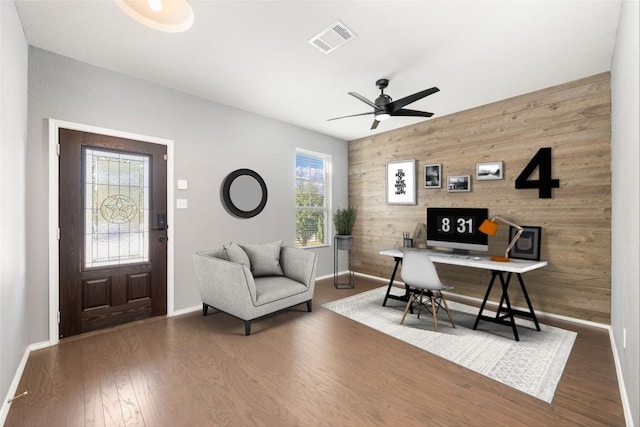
left=176, top=199, right=188, bottom=209
left=177, top=179, right=188, bottom=190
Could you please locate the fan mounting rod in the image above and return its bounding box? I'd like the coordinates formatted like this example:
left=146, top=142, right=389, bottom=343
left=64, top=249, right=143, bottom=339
left=376, top=79, right=389, bottom=91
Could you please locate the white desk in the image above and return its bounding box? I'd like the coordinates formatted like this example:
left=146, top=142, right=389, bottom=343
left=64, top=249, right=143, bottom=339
left=379, top=248, right=548, bottom=341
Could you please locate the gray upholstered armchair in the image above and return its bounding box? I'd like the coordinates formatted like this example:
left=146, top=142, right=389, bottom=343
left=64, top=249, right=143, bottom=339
left=193, top=241, right=318, bottom=335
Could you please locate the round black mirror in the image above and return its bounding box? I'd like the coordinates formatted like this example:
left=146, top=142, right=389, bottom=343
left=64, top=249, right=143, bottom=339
left=222, top=169, right=268, bottom=218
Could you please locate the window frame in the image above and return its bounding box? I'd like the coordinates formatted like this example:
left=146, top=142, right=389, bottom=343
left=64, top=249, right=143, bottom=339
left=295, top=148, right=332, bottom=249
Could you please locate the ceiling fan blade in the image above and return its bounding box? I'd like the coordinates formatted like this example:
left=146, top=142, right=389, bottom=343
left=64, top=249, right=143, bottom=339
left=371, top=119, right=380, bottom=130
left=388, top=87, right=440, bottom=112
left=327, top=111, right=375, bottom=121
left=349, top=92, right=381, bottom=110
left=390, top=108, right=434, bottom=118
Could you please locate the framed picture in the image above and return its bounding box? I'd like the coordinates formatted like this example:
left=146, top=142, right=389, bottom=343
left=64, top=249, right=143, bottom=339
left=386, top=159, right=416, bottom=205
left=447, top=175, right=471, bottom=192
left=424, top=164, right=442, bottom=188
left=476, top=161, right=504, bottom=180
left=509, top=226, right=542, bottom=261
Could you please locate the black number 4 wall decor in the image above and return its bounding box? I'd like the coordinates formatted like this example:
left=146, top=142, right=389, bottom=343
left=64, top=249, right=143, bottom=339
left=515, top=147, right=560, bottom=198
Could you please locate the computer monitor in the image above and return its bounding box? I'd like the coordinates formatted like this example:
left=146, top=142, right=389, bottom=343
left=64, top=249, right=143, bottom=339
left=426, top=207, right=489, bottom=254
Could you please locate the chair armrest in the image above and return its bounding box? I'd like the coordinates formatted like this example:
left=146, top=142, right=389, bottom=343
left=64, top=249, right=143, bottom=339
left=280, top=246, right=318, bottom=288
left=192, top=252, right=258, bottom=307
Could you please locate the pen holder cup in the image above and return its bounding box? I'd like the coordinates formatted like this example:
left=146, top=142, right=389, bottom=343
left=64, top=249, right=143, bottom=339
left=403, top=238, right=413, bottom=248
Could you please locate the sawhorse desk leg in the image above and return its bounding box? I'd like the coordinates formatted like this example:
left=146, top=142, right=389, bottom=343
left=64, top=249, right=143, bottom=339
left=382, top=257, right=412, bottom=312
left=473, top=270, right=540, bottom=341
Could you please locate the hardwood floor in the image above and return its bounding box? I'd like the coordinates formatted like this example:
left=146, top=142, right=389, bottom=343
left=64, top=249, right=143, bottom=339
left=6, top=276, right=625, bottom=426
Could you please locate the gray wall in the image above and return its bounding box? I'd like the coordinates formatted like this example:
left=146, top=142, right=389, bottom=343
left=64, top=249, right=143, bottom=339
left=611, top=1, right=640, bottom=425
left=0, top=0, right=29, bottom=418
left=27, top=48, right=348, bottom=342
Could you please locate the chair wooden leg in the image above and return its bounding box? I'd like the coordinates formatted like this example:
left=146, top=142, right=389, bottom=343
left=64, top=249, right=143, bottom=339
left=401, top=296, right=413, bottom=324
left=440, top=293, right=456, bottom=328
left=244, top=320, right=252, bottom=336
left=306, top=300, right=313, bottom=312
left=202, top=303, right=208, bottom=316
left=416, top=290, right=424, bottom=319
left=430, top=295, right=439, bottom=332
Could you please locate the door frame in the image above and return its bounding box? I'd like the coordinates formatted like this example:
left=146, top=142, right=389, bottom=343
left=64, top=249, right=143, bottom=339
left=48, top=119, right=175, bottom=345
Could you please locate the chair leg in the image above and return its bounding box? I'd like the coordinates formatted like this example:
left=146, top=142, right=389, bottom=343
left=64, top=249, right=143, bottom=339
left=416, top=290, right=424, bottom=319
left=306, top=300, right=313, bottom=312
left=440, top=293, right=456, bottom=328
left=400, top=295, right=413, bottom=324
left=202, top=303, right=208, bottom=316
left=244, top=320, right=252, bottom=336
left=430, top=295, right=439, bottom=332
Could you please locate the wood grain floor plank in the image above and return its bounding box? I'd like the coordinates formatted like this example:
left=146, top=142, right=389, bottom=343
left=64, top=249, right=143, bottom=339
left=48, top=340, right=86, bottom=426
left=82, top=341, right=106, bottom=427
left=5, top=276, right=625, bottom=426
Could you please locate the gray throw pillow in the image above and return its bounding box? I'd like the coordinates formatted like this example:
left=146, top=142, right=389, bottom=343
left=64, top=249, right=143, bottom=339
left=223, top=243, right=251, bottom=268
left=239, top=240, right=284, bottom=277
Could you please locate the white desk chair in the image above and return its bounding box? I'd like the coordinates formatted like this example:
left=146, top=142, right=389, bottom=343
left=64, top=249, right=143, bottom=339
left=400, top=251, right=456, bottom=332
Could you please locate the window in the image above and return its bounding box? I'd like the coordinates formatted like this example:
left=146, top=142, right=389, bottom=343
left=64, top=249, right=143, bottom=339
left=295, top=148, right=331, bottom=248
left=84, top=148, right=150, bottom=268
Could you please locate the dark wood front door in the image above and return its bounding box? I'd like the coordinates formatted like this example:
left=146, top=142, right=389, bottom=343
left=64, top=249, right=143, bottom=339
left=59, top=129, right=167, bottom=338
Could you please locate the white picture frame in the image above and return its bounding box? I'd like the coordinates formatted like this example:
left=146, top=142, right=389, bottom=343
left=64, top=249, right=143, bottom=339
left=447, top=175, right=471, bottom=192
left=424, top=164, right=442, bottom=188
left=386, top=159, right=416, bottom=205
left=476, top=161, right=504, bottom=180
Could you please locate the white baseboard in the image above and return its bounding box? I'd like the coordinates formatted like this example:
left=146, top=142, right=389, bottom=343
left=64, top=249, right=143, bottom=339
left=170, top=304, right=201, bottom=317
left=1, top=341, right=51, bottom=425
left=315, top=272, right=335, bottom=281
left=609, top=329, right=635, bottom=427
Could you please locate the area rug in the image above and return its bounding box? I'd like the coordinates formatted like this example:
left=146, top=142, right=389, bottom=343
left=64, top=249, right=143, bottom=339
left=322, top=286, right=576, bottom=403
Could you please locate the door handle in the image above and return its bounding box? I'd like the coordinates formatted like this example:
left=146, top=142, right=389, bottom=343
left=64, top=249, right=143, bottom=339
left=151, top=213, right=166, bottom=231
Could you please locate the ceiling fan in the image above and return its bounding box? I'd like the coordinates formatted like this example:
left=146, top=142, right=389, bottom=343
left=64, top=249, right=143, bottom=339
left=328, top=79, right=439, bottom=130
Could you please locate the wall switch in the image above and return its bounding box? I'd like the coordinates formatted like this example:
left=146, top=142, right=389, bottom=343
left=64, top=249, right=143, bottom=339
left=177, top=179, right=188, bottom=190
left=623, top=328, right=626, bottom=349
left=176, top=199, right=188, bottom=209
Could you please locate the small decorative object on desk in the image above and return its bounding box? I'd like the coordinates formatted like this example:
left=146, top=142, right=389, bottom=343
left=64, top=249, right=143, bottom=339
left=403, top=232, right=413, bottom=248
left=412, top=223, right=427, bottom=248
left=509, top=226, right=542, bottom=261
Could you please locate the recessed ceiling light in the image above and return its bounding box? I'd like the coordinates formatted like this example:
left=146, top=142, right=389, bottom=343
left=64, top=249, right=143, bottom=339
left=116, top=0, right=194, bottom=33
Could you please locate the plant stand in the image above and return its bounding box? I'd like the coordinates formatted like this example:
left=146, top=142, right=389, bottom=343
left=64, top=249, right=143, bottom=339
left=334, top=235, right=354, bottom=289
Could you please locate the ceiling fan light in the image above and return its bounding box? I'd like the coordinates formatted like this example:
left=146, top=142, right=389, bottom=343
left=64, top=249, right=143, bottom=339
left=148, top=0, right=162, bottom=12
left=376, top=112, right=391, bottom=121
left=116, top=0, right=193, bottom=33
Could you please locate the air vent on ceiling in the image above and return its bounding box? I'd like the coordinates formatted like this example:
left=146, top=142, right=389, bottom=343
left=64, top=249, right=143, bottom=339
left=308, top=20, right=357, bottom=54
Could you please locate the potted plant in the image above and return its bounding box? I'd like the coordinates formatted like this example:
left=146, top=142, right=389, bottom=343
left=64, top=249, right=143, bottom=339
left=334, top=206, right=357, bottom=250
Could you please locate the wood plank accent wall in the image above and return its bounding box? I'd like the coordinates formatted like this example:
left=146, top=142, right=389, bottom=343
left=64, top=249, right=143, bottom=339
left=348, top=73, right=611, bottom=324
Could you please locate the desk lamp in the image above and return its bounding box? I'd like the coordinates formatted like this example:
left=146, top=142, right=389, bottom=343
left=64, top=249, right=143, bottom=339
left=479, top=216, right=524, bottom=262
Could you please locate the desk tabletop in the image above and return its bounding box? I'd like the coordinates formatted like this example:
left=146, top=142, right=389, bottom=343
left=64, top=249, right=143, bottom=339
left=379, top=248, right=548, bottom=273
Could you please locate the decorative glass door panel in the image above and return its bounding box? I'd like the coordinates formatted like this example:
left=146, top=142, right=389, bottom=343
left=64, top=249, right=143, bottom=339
left=60, top=128, right=167, bottom=338
left=84, top=148, right=150, bottom=268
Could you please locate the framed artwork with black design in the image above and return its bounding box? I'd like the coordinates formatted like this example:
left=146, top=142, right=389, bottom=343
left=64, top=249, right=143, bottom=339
left=386, top=159, right=416, bottom=205
left=509, top=226, right=542, bottom=261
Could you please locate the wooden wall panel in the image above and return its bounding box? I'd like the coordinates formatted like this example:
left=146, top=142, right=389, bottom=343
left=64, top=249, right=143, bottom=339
left=348, top=73, right=611, bottom=323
